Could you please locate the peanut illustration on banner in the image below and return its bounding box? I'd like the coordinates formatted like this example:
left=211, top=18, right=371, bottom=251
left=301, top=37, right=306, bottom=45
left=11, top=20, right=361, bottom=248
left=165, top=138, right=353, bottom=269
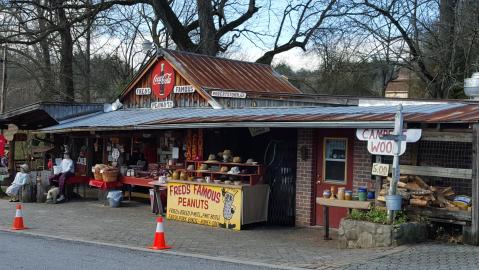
left=219, top=188, right=238, bottom=229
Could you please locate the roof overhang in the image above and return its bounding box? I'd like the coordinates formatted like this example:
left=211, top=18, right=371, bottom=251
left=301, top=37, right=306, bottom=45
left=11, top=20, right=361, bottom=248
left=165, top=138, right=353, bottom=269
left=37, top=121, right=395, bottom=133
left=0, top=102, right=104, bottom=130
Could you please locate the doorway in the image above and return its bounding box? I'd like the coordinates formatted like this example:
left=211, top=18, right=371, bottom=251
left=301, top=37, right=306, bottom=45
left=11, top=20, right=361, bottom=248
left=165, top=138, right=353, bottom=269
left=315, top=129, right=354, bottom=228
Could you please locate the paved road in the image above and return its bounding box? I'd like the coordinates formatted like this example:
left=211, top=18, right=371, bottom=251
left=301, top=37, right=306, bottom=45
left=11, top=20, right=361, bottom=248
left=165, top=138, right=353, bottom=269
left=0, top=231, right=276, bottom=270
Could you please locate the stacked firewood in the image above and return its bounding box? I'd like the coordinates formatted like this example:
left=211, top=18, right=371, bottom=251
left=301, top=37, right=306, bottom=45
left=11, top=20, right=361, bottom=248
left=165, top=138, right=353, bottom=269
left=377, top=175, right=460, bottom=210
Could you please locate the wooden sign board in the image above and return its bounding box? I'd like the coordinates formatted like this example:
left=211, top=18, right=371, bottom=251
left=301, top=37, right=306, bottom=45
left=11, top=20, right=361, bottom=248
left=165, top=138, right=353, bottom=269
left=372, top=163, right=389, bottom=176
left=135, top=88, right=151, bottom=95
left=151, top=101, right=174, bottom=109
left=211, top=90, right=246, bottom=99
left=173, top=85, right=195, bottom=93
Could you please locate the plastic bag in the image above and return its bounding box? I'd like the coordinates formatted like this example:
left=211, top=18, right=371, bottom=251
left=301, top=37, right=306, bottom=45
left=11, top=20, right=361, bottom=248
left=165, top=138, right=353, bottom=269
left=107, top=190, right=123, bottom=201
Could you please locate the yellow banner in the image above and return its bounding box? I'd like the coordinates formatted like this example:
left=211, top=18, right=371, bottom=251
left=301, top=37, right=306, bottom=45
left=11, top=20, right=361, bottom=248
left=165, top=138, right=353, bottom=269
left=167, top=182, right=242, bottom=230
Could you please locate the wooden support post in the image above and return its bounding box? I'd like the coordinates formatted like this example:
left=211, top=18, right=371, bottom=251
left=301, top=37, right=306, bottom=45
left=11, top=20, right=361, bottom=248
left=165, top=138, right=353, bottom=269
left=467, top=123, right=479, bottom=245
left=375, top=155, right=382, bottom=196
left=8, top=140, right=15, bottom=177
left=323, top=205, right=331, bottom=240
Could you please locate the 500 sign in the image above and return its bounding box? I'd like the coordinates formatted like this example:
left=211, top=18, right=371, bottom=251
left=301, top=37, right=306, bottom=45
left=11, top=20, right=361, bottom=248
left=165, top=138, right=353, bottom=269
left=372, top=163, right=389, bottom=176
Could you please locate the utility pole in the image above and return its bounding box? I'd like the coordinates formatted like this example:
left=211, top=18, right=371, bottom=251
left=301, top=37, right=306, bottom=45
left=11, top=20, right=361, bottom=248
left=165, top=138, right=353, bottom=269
left=1, top=45, right=6, bottom=114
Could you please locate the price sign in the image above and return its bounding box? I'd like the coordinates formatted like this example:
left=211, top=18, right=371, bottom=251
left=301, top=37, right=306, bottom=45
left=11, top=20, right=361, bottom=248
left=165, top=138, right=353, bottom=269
left=372, top=163, right=389, bottom=176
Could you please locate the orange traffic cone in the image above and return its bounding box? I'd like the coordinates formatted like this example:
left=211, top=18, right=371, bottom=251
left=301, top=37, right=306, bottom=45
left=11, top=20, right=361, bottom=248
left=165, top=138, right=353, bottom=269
left=149, top=217, right=171, bottom=250
left=12, top=204, right=26, bottom=230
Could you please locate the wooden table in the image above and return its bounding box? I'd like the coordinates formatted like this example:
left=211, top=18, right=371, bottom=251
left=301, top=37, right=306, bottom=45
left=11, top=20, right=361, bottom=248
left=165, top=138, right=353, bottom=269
left=120, top=176, right=155, bottom=200
left=316, top=197, right=372, bottom=240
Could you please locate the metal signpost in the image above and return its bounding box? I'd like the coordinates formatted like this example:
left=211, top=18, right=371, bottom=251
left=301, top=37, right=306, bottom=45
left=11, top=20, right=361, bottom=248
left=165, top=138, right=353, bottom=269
left=381, top=105, right=405, bottom=223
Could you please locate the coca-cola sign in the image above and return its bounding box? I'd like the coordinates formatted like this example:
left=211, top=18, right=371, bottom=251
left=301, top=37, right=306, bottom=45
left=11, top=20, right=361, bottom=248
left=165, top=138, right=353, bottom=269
left=151, top=60, right=175, bottom=99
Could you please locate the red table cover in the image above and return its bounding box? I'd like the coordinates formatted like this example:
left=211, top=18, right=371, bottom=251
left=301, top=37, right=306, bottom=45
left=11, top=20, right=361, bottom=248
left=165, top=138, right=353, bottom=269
left=89, top=179, right=122, bottom=189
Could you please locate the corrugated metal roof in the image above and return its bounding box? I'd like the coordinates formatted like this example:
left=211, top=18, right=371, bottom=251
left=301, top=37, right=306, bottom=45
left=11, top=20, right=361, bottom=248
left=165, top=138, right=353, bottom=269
left=41, top=102, right=478, bottom=132
left=163, top=49, right=301, bottom=94
left=0, top=102, right=104, bottom=130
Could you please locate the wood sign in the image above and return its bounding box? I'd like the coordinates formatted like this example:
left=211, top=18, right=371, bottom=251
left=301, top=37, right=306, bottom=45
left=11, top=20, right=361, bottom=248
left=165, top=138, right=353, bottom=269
left=372, top=163, right=389, bottom=176
left=167, top=182, right=242, bottom=230
left=151, top=60, right=175, bottom=99
left=135, top=88, right=151, bottom=95
left=151, top=101, right=174, bottom=109
left=211, top=90, right=247, bottom=99
left=356, top=128, right=421, bottom=156
left=173, top=85, right=195, bottom=93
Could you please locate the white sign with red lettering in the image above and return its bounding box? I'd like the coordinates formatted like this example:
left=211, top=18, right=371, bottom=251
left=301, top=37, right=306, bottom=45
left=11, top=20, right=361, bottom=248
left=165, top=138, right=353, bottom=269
left=367, top=140, right=406, bottom=156
left=356, top=128, right=421, bottom=156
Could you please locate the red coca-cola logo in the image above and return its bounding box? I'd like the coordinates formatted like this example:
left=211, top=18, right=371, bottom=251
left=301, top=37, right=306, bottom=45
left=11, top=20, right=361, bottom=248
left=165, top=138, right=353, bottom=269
left=150, top=60, right=175, bottom=99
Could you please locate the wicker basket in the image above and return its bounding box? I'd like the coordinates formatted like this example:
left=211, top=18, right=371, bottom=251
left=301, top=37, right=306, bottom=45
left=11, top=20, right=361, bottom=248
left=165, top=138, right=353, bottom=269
left=102, top=169, right=118, bottom=182
left=93, top=164, right=106, bottom=180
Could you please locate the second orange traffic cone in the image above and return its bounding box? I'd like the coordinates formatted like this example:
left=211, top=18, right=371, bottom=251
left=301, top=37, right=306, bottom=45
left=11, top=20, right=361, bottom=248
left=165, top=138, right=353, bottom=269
left=149, top=217, right=171, bottom=250
left=12, top=204, right=26, bottom=230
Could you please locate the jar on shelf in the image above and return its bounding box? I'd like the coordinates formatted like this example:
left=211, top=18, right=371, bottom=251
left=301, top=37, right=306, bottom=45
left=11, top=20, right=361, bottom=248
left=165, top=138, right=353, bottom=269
left=358, top=187, right=367, bottom=201
left=337, top=187, right=345, bottom=200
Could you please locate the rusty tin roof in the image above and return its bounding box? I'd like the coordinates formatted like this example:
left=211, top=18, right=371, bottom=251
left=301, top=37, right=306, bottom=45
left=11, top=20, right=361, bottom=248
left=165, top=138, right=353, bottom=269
left=40, top=102, right=479, bottom=133
left=162, top=49, right=301, bottom=94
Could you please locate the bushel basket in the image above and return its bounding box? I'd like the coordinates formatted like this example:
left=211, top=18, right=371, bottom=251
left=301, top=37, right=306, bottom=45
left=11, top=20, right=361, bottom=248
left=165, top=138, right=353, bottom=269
left=102, top=169, right=119, bottom=182
left=92, top=164, right=107, bottom=180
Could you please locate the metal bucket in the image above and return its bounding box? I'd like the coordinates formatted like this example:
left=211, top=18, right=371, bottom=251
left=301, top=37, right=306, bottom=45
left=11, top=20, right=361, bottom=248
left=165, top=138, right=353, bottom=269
left=385, top=195, right=402, bottom=210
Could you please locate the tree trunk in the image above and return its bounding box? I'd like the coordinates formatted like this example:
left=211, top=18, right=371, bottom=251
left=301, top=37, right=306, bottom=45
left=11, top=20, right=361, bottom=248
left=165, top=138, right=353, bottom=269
left=56, top=1, right=75, bottom=102
left=37, top=4, right=57, bottom=100
left=436, top=0, right=458, bottom=98
left=197, top=0, right=217, bottom=55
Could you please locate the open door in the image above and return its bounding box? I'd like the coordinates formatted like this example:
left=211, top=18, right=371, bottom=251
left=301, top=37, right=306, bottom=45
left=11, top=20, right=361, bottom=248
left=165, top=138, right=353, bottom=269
left=315, top=130, right=354, bottom=228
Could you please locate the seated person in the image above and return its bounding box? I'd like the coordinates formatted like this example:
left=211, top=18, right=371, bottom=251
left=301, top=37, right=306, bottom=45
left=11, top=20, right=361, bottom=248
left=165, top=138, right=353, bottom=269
left=49, top=152, right=74, bottom=202
left=6, top=164, right=30, bottom=202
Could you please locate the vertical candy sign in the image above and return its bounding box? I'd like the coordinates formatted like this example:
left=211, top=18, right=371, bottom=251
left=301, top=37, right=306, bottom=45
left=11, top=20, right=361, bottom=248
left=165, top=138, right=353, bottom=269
left=150, top=60, right=175, bottom=99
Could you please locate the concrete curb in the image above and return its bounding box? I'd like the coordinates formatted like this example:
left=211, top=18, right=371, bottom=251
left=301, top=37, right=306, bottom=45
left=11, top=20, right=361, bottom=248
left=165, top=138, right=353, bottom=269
left=0, top=227, right=307, bottom=270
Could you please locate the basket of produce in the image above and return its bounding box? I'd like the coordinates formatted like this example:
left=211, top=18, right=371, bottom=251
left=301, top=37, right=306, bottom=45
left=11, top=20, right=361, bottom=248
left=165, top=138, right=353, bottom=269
left=102, top=167, right=119, bottom=182
left=92, top=164, right=107, bottom=180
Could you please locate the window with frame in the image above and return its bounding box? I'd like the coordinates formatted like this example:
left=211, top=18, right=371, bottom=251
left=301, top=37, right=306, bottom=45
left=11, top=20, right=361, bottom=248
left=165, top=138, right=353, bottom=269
left=323, top=138, right=347, bottom=183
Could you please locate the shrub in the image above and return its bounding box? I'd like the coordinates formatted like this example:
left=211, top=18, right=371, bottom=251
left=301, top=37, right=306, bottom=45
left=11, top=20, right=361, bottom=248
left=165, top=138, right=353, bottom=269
left=348, top=207, right=407, bottom=225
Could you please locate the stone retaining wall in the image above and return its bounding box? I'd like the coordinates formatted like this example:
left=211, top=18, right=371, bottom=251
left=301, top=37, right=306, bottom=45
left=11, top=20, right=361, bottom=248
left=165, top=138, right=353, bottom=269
left=338, top=218, right=428, bottom=248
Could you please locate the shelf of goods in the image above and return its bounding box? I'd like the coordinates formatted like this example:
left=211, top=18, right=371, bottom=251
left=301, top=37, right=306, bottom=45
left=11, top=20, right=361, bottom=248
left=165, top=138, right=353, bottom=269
left=184, top=160, right=263, bottom=185
left=167, top=166, right=269, bottom=230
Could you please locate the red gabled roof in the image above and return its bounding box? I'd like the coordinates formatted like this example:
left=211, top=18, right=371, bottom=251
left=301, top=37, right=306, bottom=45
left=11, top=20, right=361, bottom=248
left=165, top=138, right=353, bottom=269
left=162, top=49, right=301, bottom=94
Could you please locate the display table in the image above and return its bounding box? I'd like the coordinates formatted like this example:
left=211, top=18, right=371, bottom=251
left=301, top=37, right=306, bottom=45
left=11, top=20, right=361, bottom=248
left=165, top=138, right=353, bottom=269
left=316, top=197, right=372, bottom=240
left=89, top=179, right=123, bottom=204
left=120, top=176, right=155, bottom=200
left=167, top=180, right=269, bottom=230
